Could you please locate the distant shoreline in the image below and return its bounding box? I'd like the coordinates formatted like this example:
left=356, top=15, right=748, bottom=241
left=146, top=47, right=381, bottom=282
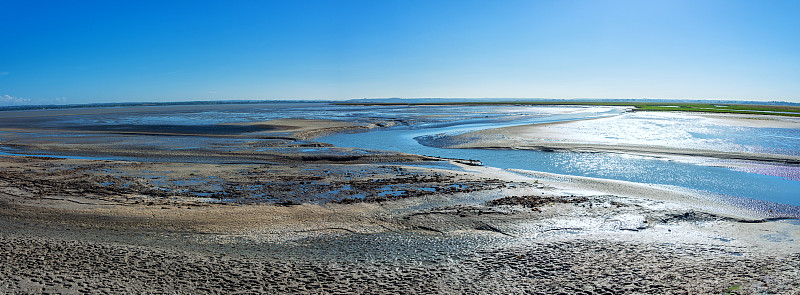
left=4, top=99, right=800, bottom=116
left=335, top=101, right=800, bottom=117
left=0, top=100, right=329, bottom=112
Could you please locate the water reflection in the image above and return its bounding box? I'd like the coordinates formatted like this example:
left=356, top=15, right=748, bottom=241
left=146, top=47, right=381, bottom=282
left=320, top=107, right=800, bottom=207
left=523, top=112, right=800, bottom=156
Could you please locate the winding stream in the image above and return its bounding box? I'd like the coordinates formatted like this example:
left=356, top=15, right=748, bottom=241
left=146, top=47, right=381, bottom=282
left=320, top=106, right=800, bottom=208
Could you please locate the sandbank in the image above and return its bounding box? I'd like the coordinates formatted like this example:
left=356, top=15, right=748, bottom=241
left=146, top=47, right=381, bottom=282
left=447, top=113, right=800, bottom=165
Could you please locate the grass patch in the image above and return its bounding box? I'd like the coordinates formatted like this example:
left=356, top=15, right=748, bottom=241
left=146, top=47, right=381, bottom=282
left=635, top=103, right=800, bottom=116
left=723, top=284, right=742, bottom=294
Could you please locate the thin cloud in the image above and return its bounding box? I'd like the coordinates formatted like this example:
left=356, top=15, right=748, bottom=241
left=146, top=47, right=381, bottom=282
left=0, top=72, right=8, bottom=77
left=0, top=94, right=31, bottom=105
left=208, top=91, right=217, bottom=94
left=0, top=95, right=67, bottom=106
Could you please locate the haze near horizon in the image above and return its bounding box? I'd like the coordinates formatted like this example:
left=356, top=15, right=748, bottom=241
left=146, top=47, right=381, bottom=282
left=1, top=0, right=799, bottom=105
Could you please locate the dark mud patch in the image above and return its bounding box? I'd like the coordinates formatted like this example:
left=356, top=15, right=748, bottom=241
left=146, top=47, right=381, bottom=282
left=64, top=124, right=288, bottom=136
left=0, top=158, right=522, bottom=207
left=335, top=178, right=514, bottom=204
left=653, top=210, right=766, bottom=224
left=400, top=205, right=524, bottom=237
left=486, top=195, right=589, bottom=210
left=405, top=205, right=512, bottom=218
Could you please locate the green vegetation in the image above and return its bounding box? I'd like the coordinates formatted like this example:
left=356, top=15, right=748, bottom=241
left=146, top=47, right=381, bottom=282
left=634, top=103, right=800, bottom=116
left=336, top=101, right=800, bottom=117
left=723, top=284, right=742, bottom=295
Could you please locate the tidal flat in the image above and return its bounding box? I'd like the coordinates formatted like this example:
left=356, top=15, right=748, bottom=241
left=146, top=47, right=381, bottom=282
left=1, top=102, right=800, bottom=294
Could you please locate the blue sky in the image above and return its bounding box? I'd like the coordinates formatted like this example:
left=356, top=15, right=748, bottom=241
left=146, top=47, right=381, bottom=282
left=1, top=0, right=799, bottom=105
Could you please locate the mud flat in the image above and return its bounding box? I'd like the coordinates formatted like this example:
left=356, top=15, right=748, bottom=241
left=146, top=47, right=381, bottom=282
left=2, top=109, right=800, bottom=294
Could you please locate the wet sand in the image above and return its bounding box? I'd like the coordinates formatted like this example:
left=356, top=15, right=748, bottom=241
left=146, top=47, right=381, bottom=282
left=3, top=158, right=800, bottom=294
left=2, top=110, right=800, bottom=294
left=3, top=232, right=799, bottom=294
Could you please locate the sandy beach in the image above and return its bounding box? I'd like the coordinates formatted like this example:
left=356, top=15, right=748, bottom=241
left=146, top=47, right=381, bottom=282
left=1, top=107, right=800, bottom=294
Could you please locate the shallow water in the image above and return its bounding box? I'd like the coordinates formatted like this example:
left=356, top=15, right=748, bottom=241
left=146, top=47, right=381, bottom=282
left=319, top=106, right=800, bottom=207
left=323, top=129, right=800, bottom=207
left=524, top=112, right=800, bottom=156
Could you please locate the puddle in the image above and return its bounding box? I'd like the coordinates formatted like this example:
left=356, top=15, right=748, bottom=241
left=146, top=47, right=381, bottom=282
left=378, top=190, right=405, bottom=197
left=761, top=233, right=794, bottom=243
left=711, top=237, right=734, bottom=242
